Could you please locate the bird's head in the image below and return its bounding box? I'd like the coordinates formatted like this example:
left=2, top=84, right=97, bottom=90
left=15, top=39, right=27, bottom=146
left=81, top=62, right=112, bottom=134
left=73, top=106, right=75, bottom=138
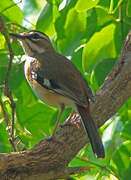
left=10, top=30, right=53, bottom=57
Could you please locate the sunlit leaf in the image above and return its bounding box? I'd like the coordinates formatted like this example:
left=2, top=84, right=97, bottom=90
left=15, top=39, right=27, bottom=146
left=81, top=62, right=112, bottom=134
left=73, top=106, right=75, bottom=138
left=57, top=8, right=87, bottom=55
left=126, top=0, right=131, bottom=17
left=36, top=3, right=55, bottom=36
left=0, top=34, right=6, bottom=49
left=102, top=117, right=123, bottom=158
left=110, top=141, right=131, bottom=180
left=75, top=0, right=99, bottom=12
left=0, top=0, right=23, bottom=24
left=82, top=23, right=117, bottom=72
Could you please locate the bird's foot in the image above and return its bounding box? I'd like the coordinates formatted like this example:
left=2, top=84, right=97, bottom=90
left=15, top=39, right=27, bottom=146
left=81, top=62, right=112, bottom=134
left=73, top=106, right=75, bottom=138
left=59, top=121, right=73, bottom=128
left=60, top=121, right=80, bottom=129
left=60, top=114, right=80, bottom=129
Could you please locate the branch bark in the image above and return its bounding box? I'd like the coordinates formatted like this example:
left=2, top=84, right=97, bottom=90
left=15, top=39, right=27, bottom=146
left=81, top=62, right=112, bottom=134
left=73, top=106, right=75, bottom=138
left=0, top=31, right=131, bottom=180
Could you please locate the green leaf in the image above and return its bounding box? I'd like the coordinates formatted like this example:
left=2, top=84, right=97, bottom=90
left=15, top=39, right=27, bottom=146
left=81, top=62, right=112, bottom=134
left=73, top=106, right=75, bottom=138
left=98, top=0, right=110, bottom=9
left=8, top=63, right=24, bottom=91
left=0, top=34, right=6, bottom=49
left=15, top=80, right=56, bottom=147
left=0, top=67, right=7, bottom=85
left=95, top=7, right=113, bottom=27
left=111, top=0, right=124, bottom=14
left=122, top=120, right=131, bottom=140
left=71, top=46, right=83, bottom=74
left=75, top=0, right=99, bottom=12
left=10, top=42, right=24, bottom=56
left=0, top=0, right=23, bottom=24
left=110, top=141, right=131, bottom=180
left=0, top=122, right=11, bottom=152
left=69, top=157, right=90, bottom=167
left=36, top=3, right=55, bottom=36
left=94, top=58, right=116, bottom=86
left=126, top=0, right=131, bottom=17
left=0, top=54, right=9, bottom=67
left=57, top=8, right=87, bottom=55
left=84, top=8, right=97, bottom=40
left=84, top=7, right=113, bottom=42
left=102, top=117, right=123, bottom=159
left=82, top=23, right=117, bottom=72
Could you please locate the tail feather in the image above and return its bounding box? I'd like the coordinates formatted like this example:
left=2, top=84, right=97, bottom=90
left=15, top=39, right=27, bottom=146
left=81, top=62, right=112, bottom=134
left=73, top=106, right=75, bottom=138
left=77, top=104, right=105, bottom=158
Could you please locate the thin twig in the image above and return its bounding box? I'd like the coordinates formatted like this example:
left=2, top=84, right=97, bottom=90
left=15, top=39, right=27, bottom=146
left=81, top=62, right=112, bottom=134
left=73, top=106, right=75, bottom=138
left=0, top=15, right=16, bottom=152
left=6, top=22, right=28, bottom=31
left=0, top=100, right=17, bottom=152
left=76, top=156, right=120, bottom=179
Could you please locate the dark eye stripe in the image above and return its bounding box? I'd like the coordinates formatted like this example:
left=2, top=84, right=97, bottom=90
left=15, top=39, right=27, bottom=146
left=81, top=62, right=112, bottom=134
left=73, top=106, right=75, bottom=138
left=28, top=35, right=49, bottom=43
left=31, top=34, right=40, bottom=39
left=27, top=30, right=50, bottom=40
left=26, top=34, right=40, bottom=40
left=25, top=31, right=50, bottom=43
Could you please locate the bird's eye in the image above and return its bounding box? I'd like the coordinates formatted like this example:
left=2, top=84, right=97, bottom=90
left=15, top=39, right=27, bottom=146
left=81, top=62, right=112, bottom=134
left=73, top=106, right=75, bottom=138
left=31, top=34, right=40, bottom=40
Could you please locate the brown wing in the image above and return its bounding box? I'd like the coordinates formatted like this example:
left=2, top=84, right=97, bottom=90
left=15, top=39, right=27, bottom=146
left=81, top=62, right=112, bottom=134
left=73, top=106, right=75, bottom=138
left=34, top=51, right=93, bottom=106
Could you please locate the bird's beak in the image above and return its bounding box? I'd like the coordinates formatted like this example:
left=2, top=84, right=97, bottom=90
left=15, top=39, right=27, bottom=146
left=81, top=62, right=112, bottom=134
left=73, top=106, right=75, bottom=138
left=9, top=33, right=25, bottom=39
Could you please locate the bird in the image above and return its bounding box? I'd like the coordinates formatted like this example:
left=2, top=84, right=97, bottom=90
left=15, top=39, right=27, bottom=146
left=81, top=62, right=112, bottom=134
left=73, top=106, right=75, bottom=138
left=10, top=30, right=105, bottom=158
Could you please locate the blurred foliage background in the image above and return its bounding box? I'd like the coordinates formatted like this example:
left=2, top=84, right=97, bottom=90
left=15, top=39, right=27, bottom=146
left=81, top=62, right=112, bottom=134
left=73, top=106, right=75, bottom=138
left=0, top=0, right=131, bottom=179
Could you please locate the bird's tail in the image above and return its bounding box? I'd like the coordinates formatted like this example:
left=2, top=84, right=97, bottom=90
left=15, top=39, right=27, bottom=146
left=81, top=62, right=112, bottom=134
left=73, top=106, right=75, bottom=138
left=77, top=104, right=105, bottom=158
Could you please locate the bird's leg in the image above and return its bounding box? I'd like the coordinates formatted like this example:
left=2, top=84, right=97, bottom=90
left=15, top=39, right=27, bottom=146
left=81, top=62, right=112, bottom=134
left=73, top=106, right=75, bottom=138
left=66, top=111, right=74, bottom=122
left=60, top=111, right=81, bottom=129
left=51, top=104, right=65, bottom=137
left=45, top=104, right=65, bottom=143
left=60, top=111, right=74, bottom=128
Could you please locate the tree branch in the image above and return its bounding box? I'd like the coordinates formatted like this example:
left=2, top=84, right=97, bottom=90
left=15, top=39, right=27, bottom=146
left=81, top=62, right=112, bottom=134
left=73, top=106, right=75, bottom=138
left=0, top=15, right=16, bottom=152
left=0, top=31, right=131, bottom=180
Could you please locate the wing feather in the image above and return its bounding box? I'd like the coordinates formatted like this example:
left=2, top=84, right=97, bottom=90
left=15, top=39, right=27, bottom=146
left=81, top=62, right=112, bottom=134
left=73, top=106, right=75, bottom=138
left=31, top=51, right=94, bottom=105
